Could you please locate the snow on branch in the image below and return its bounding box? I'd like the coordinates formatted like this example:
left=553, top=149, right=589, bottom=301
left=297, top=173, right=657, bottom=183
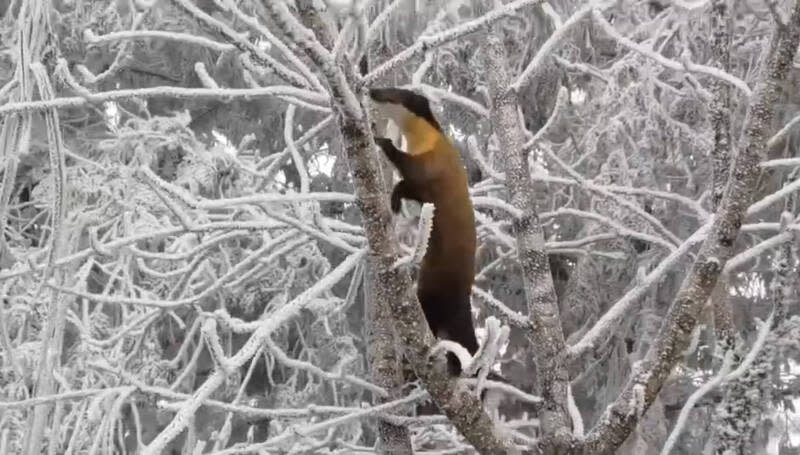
left=210, top=390, right=427, bottom=454
left=140, top=249, right=366, bottom=454
left=218, top=0, right=326, bottom=93
left=567, top=221, right=712, bottom=364
left=531, top=174, right=711, bottom=220
left=365, top=0, right=408, bottom=49
left=84, top=29, right=236, bottom=53
left=363, top=0, right=544, bottom=84
left=260, top=0, right=362, bottom=115
left=512, top=0, right=614, bottom=92
left=542, top=143, right=681, bottom=247
left=0, top=84, right=329, bottom=116
left=580, top=1, right=800, bottom=450
left=591, top=9, right=752, bottom=97
left=660, top=311, right=774, bottom=455
left=52, top=231, right=310, bottom=309
left=472, top=285, right=531, bottom=329
left=264, top=337, right=388, bottom=397
left=541, top=207, right=678, bottom=252
left=483, top=24, right=572, bottom=452
left=746, top=175, right=800, bottom=215
left=0, top=387, right=137, bottom=412
left=255, top=115, right=333, bottom=170
left=168, top=0, right=314, bottom=89
left=411, top=84, right=491, bottom=118
left=723, top=228, right=796, bottom=274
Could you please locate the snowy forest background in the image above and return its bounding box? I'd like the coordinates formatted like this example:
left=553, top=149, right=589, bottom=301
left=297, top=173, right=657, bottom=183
left=1, top=0, right=800, bottom=453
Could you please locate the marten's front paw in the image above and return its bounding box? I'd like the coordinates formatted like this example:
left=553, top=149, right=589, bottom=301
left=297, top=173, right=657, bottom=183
left=374, top=137, right=394, bottom=150
left=390, top=185, right=403, bottom=213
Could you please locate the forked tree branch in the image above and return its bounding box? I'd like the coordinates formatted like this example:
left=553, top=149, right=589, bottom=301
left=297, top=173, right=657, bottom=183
left=258, top=2, right=511, bottom=452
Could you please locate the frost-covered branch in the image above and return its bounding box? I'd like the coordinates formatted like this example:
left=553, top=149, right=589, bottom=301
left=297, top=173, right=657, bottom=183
left=513, top=0, right=613, bottom=92
left=53, top=231, right=310, bottom=309
left=472, top=286, right=531, bottom=329
left=217, top=0, right=326, bottom=93
left=542, top=144, right=681, bottom=247
left=260, top=0, right=361, bottom=114
left=709, top=223, right=794, bottom=454
left=0, top=85, right=329, bottom=116
left=707, top=0, right=737, bottom=348
left=412, top=84, right=491, bottom=118
left=364, top=0, right=544, bottom=84
left=580, top=3, right=800, bottom=450
left=591, top=8, right=752, bottom=97
left=210, top=390, right=427, bottom=454
left=567, top=221, right=711, bottom=364
left=84, top=29, right=236, bottom=53
left=532, top=174, right=711, bottom=220
left=746, top=175, right=800, bottom=215
left=168, top=0, right=313, bottom=89
left=541, top=207, right=677, bottom=252
left=264, top=337, right=388, bottom=396
left=140, top=249, right=366, bottom=454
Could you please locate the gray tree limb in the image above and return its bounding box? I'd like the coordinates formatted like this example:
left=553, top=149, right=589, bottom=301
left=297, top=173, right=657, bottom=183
left=708, top=0, right=737, bottom=349
left=482, top=28, right=573, bottom=453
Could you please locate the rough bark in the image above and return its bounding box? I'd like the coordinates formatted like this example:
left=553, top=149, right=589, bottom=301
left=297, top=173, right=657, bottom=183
left=710, top=239, right=791, bottom=455
left=708, top=0, right=736, bottom=349
left=581, top=4, right=800, bottom=452
left=365, top=265, right=413, bottom=455
left=482, top=30, right=573, bottom=453
left=709, top=0, right=734, bottom=211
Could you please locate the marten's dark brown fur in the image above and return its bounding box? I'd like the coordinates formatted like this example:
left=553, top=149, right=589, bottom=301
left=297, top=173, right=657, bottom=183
left=369, top=87, right=478, bottom=376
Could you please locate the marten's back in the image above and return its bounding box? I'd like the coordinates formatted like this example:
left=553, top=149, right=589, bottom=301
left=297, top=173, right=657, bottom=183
left=420, top=138, right=475, bottom=284
left=414, top=138, right=478, bottom=358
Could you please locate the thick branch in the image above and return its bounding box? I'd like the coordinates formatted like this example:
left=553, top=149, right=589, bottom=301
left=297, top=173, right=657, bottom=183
left=581, top=3, right=800, bottom=451
left=709, top=0, right=737, bottom=350
left=483, top=29, right=572, bottom=451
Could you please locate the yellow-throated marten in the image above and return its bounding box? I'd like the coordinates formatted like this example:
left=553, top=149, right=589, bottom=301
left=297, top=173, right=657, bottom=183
left=368, top=87, right=479, bottom=376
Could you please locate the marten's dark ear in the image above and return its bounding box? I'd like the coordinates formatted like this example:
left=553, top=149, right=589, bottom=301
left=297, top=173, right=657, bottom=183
left=368, top=88, right=442, bottom=132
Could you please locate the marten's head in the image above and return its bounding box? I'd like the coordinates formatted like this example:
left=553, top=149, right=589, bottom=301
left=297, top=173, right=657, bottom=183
left=369, top=88, right=442, bottom=132
left=368, top=88, right=443, bottom=155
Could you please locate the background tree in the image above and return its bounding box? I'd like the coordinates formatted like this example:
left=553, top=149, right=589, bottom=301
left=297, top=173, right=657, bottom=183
left=0, top=0, right=799, bottom=454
